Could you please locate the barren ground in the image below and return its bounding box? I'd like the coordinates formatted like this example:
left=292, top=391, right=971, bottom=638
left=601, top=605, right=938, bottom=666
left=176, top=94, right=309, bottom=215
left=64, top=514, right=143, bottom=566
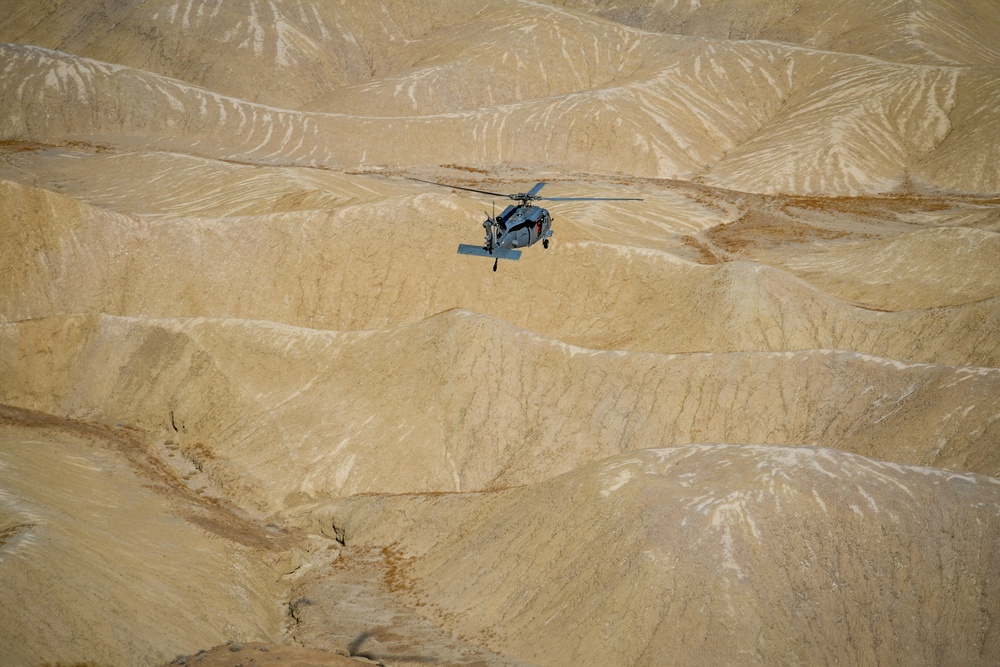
left=2, top=1, right=999, bottom=665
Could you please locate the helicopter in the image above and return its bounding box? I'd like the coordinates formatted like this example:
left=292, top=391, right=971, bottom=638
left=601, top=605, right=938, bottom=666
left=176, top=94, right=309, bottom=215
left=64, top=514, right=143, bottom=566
left=410, top=178, right=643, bottom=271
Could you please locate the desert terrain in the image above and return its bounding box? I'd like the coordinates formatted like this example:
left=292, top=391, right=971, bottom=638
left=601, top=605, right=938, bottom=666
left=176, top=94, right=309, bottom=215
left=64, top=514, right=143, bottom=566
left=1, top=1, right=999, bottom=665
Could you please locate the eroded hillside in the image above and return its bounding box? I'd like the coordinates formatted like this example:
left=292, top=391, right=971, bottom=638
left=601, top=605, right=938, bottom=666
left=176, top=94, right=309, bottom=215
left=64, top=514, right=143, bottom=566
left=1, top=1, right=998, bottom=665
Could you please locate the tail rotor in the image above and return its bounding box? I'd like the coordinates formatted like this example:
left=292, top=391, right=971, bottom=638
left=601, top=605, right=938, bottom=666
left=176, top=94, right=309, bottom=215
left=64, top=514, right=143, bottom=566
left=483, top=202, right=499, bottom=254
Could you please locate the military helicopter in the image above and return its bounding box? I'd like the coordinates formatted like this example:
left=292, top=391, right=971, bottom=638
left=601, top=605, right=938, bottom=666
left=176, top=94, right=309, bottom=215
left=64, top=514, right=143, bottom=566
left=410, top=178, right=643, bottom=271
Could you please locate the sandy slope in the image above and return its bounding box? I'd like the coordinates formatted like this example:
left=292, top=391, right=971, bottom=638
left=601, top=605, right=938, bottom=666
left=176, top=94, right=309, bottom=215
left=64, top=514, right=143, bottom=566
left=2, top=0, right=1000, bottom=664
left=0, top=0, right=483, bottom=109
left=758, top=226, right=1000, bottom=310
left=0, top=407, right=285, bottom=666
left=559, top=0, right=1000, bottom=66
left=3, top=311, right=1000, bottom=513
left=0, top=146, right=411, bottom=218
left=3, top=178, right=998, bottom=365
left=317, top=445, right=1000, bottom=665
left=3, top=34, right=999, bottom=193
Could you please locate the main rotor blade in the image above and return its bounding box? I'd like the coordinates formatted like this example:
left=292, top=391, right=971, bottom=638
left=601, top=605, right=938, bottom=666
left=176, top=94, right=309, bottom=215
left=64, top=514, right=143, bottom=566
left=408, top=178, right=644, bottom=202
left=407, top=177, right=511, bottom=199
left=540, top=196, right=645, bottom=201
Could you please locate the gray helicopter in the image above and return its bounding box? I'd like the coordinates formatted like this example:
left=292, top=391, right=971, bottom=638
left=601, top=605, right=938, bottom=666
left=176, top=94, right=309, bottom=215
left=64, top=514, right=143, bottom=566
left=411, top=178, right=643, bottom=271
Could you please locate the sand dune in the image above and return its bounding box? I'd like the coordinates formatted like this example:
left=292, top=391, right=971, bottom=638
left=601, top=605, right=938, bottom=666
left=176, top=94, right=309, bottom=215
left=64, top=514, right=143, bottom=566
left=2, top=0, right=999, bottom=664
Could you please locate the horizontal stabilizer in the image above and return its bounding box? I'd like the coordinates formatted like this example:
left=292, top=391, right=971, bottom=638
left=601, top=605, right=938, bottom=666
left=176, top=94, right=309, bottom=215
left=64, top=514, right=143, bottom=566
left=457, top=244, right=521, bottom=261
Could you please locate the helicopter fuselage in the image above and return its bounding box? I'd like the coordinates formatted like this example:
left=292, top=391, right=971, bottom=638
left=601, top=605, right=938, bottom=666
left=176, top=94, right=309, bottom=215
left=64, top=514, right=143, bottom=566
left=492, top=204, right=552, bottom=251
left=407, top=177, right=640, bottom=270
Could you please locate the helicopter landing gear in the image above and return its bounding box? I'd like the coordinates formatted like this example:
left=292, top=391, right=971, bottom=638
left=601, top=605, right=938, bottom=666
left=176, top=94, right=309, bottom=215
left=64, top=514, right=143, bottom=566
left=543, top=239, right=549, bottom=249
left=493, top=258, right=498, bottom=272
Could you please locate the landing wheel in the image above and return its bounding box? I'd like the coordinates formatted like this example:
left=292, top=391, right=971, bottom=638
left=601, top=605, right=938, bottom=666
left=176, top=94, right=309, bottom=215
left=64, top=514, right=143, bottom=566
left=543, top=239, right=549, bottom=249
left=493, top=258, right=498, bottom=272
